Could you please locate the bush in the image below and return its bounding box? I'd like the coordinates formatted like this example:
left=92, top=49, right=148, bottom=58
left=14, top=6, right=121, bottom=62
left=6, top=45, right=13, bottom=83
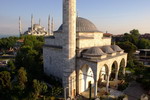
left=117, top=82, right=128, bottom=91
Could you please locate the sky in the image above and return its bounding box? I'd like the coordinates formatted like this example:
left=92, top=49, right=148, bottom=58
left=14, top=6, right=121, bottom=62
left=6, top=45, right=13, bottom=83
left=0, top=0, right=150, bottom=37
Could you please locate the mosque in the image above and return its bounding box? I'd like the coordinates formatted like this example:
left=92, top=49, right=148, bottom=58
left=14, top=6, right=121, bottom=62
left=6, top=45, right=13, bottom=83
left=43, top=0, right=127, bottom=98
left=19, top=15, right=54, bottom=36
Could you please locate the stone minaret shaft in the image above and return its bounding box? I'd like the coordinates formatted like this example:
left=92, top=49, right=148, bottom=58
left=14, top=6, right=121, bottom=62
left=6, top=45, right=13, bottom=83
left=62, top=0, right=76, bottom=92
left=31, top=14, right=34, bottom=32
left=48, top=15, right=50, bottom=35
left=51, top=17, right=54, bottom=35
left=63, top=0, right=76, bottom=60
left=39, top=18, right=41, bottom=25
left=19, top=16, right=22, bottom=36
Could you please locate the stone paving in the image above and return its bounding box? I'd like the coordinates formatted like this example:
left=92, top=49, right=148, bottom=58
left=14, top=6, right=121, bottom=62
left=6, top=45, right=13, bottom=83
left=123, top=81, right=146, bottom=100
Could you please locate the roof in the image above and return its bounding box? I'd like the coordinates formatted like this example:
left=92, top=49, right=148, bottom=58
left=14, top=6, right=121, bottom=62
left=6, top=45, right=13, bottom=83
left=101, top=46, right=115, bottom=54
left=56, top=17, right=100, bottom=33
left=83, top=47, right=106, bottom=56
left=111, top=45, right=123, bottom=52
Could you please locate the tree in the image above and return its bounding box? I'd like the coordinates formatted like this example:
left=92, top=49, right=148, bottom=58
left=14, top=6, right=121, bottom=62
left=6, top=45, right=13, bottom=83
left=32, top=79, right=47, bottom=99
left=130, top=29, right=140, bottom=37
left=7, top=60, right=16, bottom=71
left=117, top=41, right=137, bottom=55
left=15, top=36, right=44, bottom=80
left=138, top=38, right=150, bottom=49
left=0, top=71, right=11, bottom=89
left=17, top=67, right=27, bottom=90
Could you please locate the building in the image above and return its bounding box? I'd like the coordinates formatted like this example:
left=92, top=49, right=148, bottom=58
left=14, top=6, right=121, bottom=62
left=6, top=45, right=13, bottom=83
left=19, top=15, right=53, bottom=36
left=135, top=49, right=150, bottom=67
left=43, top=0, right=127, bottom=98
left=24, top=24, right=48, bottom=36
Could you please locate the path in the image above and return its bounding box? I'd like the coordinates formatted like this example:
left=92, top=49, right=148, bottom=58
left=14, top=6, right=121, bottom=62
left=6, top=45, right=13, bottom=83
left=123, top=81, right=146, bottom=100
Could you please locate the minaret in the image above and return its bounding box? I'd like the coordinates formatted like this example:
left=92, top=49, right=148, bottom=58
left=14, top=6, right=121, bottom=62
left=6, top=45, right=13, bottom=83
left=62, top=0, right=76, bottom=97
left=31, top=14, right=34, bottom=33
left=19, top=16, right=22, bottom=36
left=39, top=18, right=41, bottom=25
left=48, top=15, right=50, bottom=35
left=51, top=17, right=54, bottom=35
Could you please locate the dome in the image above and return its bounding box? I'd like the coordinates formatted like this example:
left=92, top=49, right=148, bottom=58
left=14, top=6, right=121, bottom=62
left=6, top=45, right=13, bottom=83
left=101, top=46, right=115, bottom=54
left=111, top=45, right=123, bottom=52
left=83, top=47, right=106, bottom=56
left=57, top=17, right=99, bottom=32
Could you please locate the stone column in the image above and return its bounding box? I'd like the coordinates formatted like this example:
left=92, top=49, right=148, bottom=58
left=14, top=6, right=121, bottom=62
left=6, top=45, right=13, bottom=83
left=94, top=80, right=98, bottom=98
left=106, top=74, right=110, bottom=93
left=123, top=67, right=125, bottom=76
left=115, top=69, right=119, bottom=80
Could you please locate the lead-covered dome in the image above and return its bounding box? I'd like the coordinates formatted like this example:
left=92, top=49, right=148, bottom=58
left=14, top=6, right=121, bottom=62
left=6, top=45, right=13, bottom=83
left=57, top=17, right=99, bottom=32
left=101, top=46, right=115, bottom=54
left=111, top=45, right=123, bottom=52
left=83, top=47, right=106, bottom=56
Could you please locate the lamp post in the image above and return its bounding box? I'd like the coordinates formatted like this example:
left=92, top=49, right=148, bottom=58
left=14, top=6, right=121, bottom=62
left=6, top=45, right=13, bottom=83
left=64, top=87, right=68, bottom=100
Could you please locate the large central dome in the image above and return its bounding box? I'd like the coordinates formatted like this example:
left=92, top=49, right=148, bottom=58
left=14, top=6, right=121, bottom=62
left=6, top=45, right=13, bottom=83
left=57, top=17, right=99, bottom=32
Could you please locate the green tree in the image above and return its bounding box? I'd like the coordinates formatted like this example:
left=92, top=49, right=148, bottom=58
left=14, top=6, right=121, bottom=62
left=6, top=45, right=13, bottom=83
left=15, top=36, right=44, bottom=80
left=130, top=29, right=140, bottom=37
left=17, top=67, right=27, bottom=90
left=138, top=38, right=150, bottom=49
left=7, top=60, right=16, bottom=71
left=117, top=41, right=137, bottom=60
left=0, top=71, right=11, bottom=89
left=32, top=79, right=47, bottom=99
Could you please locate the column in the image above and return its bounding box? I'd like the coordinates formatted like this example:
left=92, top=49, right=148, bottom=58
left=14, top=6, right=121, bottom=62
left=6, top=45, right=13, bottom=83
left=94, top=80, right=97, bottom=98
left=115, top=69, right=119, bottom=80
left=106, top=74, right=110, bottom=93
left=123, top=67, right=125, bottom=76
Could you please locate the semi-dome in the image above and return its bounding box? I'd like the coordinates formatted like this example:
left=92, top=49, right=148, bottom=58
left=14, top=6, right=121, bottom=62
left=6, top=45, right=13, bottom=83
left=83, top=47, right=106, bottom=56
left=57, top=17, right=99, bottom=32
left=101, top=46, right=115, bottom=54
left=111, top=45, right=123, bottom=52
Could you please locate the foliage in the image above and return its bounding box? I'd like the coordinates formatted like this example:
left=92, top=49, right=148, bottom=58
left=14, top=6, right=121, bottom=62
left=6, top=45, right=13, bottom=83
left=15, top=35, right=44, bottom=80
left=136, top=67, right=150, bottom=90
left=117, top=41, right=137, bottom=60
left=130, top=29, right=140, bottom=37
left=138, top=38, right=150, bottom=49
left=32, top=79, right=48, bottom=99
left=17, top=67, right=28, bottom=90
left=0, top=36, right=19, bottom=50
left=0, top=71, right=12, bottom=99
left=51, top=87, right=63, bottom=97
left=7, top=60, right=16, bottom=71
left=0, top=71, right=11, bottom=89
left=117, top=82, right=128, bottom=91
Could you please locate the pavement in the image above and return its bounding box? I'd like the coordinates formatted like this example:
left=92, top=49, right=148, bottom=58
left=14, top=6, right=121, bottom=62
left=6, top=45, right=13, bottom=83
left=123, top=81, right=146, bottom=100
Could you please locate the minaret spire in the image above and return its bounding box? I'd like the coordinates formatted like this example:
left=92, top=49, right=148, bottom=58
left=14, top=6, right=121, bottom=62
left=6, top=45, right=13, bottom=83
left=31, top=14, right=34, bottom=33
left=51, top=17, right=54, bottom=35
left=39, top=18, right=41, bottom=25
left=19, top=16, right=22, bottom=36
left=48, top=15, right=50, bottom=35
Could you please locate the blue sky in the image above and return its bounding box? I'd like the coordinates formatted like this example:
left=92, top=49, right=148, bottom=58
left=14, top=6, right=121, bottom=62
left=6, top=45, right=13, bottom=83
left=0, top=0, right=150, bottom=36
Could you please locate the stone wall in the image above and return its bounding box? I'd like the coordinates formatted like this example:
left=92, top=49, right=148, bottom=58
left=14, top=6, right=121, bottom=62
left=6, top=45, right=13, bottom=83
left=43, top=46, right=64, bottom=79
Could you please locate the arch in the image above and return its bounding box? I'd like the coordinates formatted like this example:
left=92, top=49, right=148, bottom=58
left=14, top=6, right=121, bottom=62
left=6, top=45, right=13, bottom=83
left=110, top=61, right=118, bottom=81
left=98, top=64, right=109, bottom=87
left=120, top=58, right=126, bottom=68
left=79, top=64, right=94, bottom=93
left=118, top=58, right=126, bottom=79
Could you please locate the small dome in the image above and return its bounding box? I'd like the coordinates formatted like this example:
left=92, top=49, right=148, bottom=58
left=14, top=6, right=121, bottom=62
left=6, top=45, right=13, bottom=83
left=101, top=46, right=115, bottom=54
left=111, top=45, right=123, bottom=52
left=83, top=47, right=106, bottom=56
left=57, top=17, right=99, bottom=32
